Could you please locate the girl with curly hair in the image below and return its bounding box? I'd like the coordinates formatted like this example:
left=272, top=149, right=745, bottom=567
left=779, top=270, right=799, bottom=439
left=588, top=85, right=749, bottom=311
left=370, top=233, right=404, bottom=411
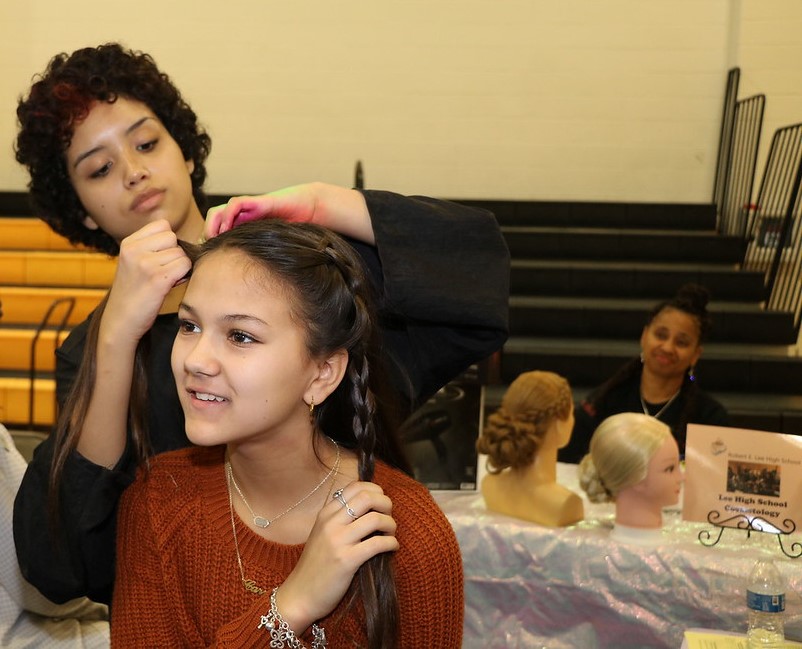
left=12, top=42, right=509, bottom=610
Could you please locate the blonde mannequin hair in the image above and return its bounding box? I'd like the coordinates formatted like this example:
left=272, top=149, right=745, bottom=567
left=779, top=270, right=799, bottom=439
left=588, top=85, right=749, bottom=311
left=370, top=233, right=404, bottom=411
left=578, top=412, right=671, bottom=503
left=477, top=371, right=572, bottom=473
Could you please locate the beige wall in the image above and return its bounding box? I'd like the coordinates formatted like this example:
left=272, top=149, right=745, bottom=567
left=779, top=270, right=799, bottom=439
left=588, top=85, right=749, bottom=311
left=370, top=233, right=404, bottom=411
left=735, top=0, right=802, bottom=192
left=0, top=1, right=799, bottom=204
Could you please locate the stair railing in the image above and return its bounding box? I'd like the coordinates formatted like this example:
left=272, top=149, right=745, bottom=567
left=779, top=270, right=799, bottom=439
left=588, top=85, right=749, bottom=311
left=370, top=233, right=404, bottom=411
left=719, top=94, right=765, bottom=238
left=712, top=67, right=766, bottom=238
left=743, top=123, right=802, bottom=337
left=713, top=68, right=740, bottom=226
left=28, top=297, right=75, bottom=430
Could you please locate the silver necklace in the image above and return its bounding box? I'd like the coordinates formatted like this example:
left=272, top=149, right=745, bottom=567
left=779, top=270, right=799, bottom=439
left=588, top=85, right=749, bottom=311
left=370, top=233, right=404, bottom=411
left=639, top=390, right=680, bottom=421
left=227, top=440, right=340, bottom=529
left=226, top=444, right=341, bottom=596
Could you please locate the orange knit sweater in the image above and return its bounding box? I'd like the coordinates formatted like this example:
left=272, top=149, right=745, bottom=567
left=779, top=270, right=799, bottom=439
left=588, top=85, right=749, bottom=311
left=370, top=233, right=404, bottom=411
left=111, top=446, right=463, bottom=647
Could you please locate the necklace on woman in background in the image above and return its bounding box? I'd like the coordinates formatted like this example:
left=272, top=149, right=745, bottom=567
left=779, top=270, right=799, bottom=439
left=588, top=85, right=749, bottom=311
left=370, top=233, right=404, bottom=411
left=639, top=390, right=680, bottom=421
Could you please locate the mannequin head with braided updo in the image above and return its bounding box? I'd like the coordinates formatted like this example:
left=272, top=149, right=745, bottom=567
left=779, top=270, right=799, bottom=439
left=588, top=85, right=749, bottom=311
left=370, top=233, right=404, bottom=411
left=477, top=371, right=583, bottom=527
left=478, top=371, right=573, bottom=473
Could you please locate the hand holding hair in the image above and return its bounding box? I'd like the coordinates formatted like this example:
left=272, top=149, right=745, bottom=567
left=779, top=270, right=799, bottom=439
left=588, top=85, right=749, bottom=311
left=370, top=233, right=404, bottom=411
left=272, top=480, right=398, bottom=635
left=103, top=219, right=191, bottom=343
left=204, top=182, right=375, bottom=244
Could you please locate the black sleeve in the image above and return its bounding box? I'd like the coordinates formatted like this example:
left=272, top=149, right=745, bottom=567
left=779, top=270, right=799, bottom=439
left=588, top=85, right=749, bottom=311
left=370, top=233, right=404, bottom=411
left=13, top=322, right=136, bottom=605
left=13, top=436, right=134, bottom=605
left=691, top=392, right=730, bottom=427
left=13, top=190, right=511, bottom=605
left=358, top=190, right=510, bottom=413
left=560, top=401, right=599, bottom=464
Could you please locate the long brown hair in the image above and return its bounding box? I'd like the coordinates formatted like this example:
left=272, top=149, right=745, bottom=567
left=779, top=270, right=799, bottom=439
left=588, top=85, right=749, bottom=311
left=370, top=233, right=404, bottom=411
left=197, top=220, right=409, bottom=648
left=49, top=219, right=409, bottom=648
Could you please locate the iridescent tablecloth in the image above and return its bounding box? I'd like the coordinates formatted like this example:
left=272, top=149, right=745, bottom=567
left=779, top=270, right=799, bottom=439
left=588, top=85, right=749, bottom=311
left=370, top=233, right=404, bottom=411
left=433, top=463, right=802, bottom=649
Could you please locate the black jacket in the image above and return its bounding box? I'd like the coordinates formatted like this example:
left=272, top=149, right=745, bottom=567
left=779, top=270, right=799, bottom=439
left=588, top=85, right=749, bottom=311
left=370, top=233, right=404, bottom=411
left=560, top=369, right=729, bottom=464
left=14, top=190, right=511, bottom=604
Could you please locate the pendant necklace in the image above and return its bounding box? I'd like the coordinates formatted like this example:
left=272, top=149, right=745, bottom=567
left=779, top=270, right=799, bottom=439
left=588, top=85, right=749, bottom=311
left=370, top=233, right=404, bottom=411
left=226, top=442, right=340, bottom=596
left=228, top=440, right=340, bottom=528
left=639, top=390, right=680, bottom=421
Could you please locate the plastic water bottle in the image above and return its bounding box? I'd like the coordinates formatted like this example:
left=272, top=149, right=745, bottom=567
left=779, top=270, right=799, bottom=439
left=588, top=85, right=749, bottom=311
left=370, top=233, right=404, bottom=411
left=746, top=558, right=786, bottom=648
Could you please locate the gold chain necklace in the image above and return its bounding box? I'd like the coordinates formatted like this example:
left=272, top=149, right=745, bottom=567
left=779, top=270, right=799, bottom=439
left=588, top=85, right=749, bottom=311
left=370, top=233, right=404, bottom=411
left=228, top=441, right=340, bottom=529
left=226, top=443, right=341, bottom=596
left=640, top=390, right=680, bottom=421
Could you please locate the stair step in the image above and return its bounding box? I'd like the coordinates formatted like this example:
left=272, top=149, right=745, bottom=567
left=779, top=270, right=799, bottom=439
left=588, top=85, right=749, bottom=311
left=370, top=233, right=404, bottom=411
left=499, top=337, right=802, bottom=395
left=0, top=217, right=81, bottom=251
left=484, top=383, right=802, bottom=436
left=0, top=250, right=116, bottom=287
left=501, top=227, right=746, bottom=263
left=508, top=296, right=796, bottom=344
left=455, top=200, right=717, bottom=230
left=0, top=286, right=105, bottom=326
left=0, top=375, right=56, bottom=428
left=511, top=260, right=766, bottom=301
left=0, top=329, right=70, bottom=372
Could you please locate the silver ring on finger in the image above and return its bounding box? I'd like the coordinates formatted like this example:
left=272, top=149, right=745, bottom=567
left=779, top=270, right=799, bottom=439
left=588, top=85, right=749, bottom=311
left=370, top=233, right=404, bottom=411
left=332, top=488, right=358, bottom=519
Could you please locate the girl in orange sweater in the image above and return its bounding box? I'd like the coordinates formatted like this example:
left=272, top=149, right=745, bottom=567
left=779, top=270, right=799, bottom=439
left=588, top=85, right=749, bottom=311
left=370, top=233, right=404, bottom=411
left=110, top=219, right=463, bottom=648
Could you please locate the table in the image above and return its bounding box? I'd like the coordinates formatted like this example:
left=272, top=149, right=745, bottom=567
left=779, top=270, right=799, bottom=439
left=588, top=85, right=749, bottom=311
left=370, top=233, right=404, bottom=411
left=433, top=464, right=802, bottom=649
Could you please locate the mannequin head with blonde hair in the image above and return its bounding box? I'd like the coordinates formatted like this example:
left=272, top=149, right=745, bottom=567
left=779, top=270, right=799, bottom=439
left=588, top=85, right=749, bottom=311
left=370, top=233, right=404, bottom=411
left=477, top=371, right=582, bottom=527
left=578, top=412, right=683, bottom=531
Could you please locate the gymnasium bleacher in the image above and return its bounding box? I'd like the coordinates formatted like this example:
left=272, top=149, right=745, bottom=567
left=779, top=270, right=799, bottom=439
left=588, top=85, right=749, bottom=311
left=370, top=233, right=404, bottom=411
left=0, top=216, right=113, bottom=455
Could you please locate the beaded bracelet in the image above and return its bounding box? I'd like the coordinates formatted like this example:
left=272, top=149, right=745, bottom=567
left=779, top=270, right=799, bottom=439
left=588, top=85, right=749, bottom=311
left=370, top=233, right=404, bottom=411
left=257, top=587, right=327, bottom=649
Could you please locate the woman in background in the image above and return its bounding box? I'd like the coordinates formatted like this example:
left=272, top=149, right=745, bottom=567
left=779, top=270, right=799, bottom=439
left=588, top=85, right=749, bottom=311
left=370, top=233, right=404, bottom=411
left=561, top=283, right=728, bottom=463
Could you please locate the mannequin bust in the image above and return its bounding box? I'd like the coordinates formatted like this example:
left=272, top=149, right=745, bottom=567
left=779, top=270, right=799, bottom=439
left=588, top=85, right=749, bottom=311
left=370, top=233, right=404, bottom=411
left=477, top=371, right=583, bottom=527
left=578, top=412, right=683, bottom=537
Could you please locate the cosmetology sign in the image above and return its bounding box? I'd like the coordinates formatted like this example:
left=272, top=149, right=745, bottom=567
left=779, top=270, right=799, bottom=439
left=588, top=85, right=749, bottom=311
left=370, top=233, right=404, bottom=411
left=683, top=424, right=802, bottom=534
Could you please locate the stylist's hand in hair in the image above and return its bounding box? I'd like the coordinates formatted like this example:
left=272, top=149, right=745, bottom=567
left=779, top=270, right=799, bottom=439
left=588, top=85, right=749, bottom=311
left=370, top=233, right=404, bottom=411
left=204, top=182, right=375, bottom=244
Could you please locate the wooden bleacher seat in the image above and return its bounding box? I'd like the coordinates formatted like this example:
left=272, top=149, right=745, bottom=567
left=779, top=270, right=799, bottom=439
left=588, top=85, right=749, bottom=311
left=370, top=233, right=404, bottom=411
left=0, top=286, right=106, bottom=326
left=0, top=377, right=56, bottom=428
left=1, top=216, right=111, bottom=429
left=0, top=217, right=85, bottom=251
left=0, top=250, right=116, bottom=287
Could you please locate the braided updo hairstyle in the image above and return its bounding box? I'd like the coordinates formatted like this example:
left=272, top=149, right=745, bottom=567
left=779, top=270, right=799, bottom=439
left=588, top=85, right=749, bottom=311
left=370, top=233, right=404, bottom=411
left=477, top=371, right=572, bottom=473
left=578, top=412, right=671, bottom=503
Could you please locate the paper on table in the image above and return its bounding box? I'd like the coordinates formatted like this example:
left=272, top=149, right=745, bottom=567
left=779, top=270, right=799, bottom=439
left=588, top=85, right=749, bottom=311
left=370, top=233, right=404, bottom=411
left=683, top=424, right=802, bottom=532
left=684, top=629, right=802, bottom=648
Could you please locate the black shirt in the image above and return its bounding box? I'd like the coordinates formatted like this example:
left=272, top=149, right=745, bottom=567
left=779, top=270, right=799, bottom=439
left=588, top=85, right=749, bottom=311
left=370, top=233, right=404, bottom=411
left=14, top=190, right=511, bottom=604
left=560, top=370, right=730, bottom=464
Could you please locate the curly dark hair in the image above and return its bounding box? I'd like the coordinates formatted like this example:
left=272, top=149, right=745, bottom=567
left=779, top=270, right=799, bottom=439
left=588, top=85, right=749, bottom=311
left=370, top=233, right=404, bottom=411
left=14, top=42, right=211, bottom=255
left=646, top=282, right=712, bottom=342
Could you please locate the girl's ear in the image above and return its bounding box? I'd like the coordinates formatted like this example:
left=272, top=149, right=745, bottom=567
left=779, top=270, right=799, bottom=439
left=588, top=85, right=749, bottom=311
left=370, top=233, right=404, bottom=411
left=306, top=349, right=348, bottom=406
